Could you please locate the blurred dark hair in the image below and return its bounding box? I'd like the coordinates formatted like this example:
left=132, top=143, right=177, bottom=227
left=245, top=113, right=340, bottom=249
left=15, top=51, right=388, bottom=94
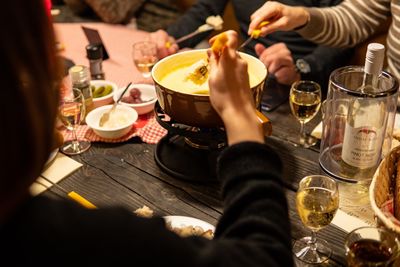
left=0, top=0, right=60, bottom=195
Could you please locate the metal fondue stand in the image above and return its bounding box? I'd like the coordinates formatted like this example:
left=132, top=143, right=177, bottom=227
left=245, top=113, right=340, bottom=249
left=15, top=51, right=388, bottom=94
left=154, top=102, right=226, bottom=183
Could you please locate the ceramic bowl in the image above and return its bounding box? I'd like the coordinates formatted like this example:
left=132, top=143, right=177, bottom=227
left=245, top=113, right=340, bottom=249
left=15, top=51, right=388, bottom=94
left=86, top=105, right=138, bottom=139
left=113, top=84, right=157, bottom=115
left=91, top=80, right=118, bottom=108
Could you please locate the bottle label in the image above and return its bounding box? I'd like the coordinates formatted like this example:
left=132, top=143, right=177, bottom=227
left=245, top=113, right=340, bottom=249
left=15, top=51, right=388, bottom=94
left=341, top=123, right=384, bottom=169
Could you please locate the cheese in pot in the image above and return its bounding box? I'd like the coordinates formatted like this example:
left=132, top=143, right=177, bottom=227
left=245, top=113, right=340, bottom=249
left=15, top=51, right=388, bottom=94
left=159, top=62, right=260, bottom=95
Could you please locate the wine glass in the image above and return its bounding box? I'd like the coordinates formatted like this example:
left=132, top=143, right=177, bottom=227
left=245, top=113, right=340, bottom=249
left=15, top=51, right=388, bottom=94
left=59, top=88, right=91, bottom=155
left=132, top=41, right=158, bottom=79
left=289, top=80, right=321, bottom=148
left=293, top=175, right=339, bottom=264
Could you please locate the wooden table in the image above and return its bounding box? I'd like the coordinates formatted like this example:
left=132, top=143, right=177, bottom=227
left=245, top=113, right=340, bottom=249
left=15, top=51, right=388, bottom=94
left=50, top=22, right=348, bottom=266
left=46, top=103, right=347, bottom=266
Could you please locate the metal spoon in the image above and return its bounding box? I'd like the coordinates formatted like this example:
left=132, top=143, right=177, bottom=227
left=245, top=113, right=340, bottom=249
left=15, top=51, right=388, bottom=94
left=99, top=82, right=132, bottom=127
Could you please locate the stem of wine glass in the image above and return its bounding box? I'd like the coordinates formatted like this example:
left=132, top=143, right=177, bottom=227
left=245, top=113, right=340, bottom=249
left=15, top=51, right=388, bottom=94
left=308, top=230, right=318, bottom=251
left=71, top=127, right=80, bottom=153
left=299, top=120, right=306, bottom=145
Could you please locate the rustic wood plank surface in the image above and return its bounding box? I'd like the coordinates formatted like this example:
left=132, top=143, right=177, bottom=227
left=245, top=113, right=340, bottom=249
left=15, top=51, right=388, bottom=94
left=42, top=99, right=348, bottom=266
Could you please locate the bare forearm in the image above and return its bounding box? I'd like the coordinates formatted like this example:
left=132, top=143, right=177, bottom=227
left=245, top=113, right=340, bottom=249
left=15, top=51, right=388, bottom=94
left=221, top=105, right=264, bottom=146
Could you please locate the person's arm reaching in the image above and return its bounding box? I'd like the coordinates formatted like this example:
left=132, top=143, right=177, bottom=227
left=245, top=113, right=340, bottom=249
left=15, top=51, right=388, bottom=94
left=249, top=1, right=310, bottom=36
left=167, top=0, right=229, bottom=48
left=151, top=0, right=228, bottom=59
left=208, top=30, right=293, bottom=266
left=249, top=0, right=390, bottom=48
left=208, top=31, right=263, bottom=145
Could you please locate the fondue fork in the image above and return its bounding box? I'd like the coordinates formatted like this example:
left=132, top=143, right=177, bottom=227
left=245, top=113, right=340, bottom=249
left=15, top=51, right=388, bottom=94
left=166, top=24, right=214, bottom=48
left=197, top=25, right=261, bottom=78
left=189, top=22, right=268, bottom=80
left=239, top=21, right=270, bottom=50
left=176, top=24, right=214, bottom=44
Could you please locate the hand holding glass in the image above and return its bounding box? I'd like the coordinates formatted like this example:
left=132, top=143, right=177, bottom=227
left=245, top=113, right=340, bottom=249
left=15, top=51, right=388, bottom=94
left=132, top=41, right=158, bottom=78
left=289, top=80, right=321, bottom=148
left=293, top=175, right=339, bottom=264
left=59, top=88, right=90, bottom=155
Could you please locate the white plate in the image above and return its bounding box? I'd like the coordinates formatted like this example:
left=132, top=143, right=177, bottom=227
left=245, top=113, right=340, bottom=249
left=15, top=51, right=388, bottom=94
left=164, top=215, right=215, bottom=233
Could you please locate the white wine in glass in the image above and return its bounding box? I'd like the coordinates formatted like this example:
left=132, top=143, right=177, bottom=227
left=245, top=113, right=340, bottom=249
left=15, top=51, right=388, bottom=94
left=289, top=80, right=321, bottom=147
left=60, top=103, right=83, bottom=131
left=293, top=175, right=339, bottom=264
left=132, top=41, right=158, bottom=79
left=59, top=88, right=91, bottom=155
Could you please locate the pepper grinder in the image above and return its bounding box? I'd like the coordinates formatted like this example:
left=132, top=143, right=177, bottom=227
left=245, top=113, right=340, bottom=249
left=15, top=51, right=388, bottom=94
left=86, top=43, right=105, bottom=80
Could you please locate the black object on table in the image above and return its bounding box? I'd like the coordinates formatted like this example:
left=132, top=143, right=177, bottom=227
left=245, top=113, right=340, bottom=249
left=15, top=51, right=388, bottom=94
left=261, top=75, right=290, bottom=112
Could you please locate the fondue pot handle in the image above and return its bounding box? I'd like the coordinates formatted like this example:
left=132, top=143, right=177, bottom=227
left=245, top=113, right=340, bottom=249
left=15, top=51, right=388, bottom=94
left=255, top=110, right=272, bottom=136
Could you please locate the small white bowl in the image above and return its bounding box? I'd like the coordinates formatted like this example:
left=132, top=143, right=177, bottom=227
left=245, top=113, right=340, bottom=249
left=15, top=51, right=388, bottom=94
left=86, top=105, right=138, bottom=139
left=113, top=83, right=157, bottom=115
left=91, top=80, right=118, bottom=108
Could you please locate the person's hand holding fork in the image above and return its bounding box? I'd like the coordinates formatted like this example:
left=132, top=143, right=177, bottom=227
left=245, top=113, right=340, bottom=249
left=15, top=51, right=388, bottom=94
left=150, top=30, right=179, bottom=59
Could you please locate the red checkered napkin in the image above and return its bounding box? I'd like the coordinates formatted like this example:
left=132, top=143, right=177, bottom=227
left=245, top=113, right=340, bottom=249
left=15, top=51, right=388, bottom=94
left=61, top=113, right=167, bottom=144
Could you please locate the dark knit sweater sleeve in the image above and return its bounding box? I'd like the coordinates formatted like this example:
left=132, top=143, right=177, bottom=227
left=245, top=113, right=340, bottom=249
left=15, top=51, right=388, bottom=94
left=214, top=142, right=293, bottom=266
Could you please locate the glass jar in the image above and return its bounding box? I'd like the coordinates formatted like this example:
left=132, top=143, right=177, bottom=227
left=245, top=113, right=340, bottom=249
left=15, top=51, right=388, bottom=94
left=68, top=65, right=94, bottom=117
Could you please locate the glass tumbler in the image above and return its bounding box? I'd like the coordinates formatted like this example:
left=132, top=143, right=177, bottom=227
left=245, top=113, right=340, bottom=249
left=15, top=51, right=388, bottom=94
left=345, top=226, right=399, bottom=266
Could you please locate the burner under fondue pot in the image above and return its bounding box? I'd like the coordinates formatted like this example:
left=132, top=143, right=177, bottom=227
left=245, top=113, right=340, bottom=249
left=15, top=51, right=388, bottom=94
left=155, top=134, right=224, bottom=182
left=154, top=103, right=226, bottom=182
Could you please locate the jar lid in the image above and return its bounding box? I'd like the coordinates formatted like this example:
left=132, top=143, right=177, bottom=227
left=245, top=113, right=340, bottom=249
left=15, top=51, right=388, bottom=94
left=86, top=44, right=103, bottom=60
left=69, top=65, right=89, bottom=82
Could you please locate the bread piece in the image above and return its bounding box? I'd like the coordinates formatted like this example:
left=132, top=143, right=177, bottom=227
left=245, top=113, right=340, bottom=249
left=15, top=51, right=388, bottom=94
left=211, top=32, right=228, bottom=54
left=184, top=59, right=209, bottom=84
left=134, top=205, right=154, bottom=218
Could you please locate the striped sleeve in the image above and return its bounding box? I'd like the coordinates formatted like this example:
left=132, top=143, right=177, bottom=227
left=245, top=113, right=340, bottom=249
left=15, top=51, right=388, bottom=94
left=298, top=0, right=391, bottom=48
left=387, top=2, right=400, bottom=78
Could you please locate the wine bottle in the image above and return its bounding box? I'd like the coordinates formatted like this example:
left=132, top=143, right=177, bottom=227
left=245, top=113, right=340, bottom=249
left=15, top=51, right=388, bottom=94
left=360, top=43, right=385, bottom=93
left=341, top=43, right=386, bottom=174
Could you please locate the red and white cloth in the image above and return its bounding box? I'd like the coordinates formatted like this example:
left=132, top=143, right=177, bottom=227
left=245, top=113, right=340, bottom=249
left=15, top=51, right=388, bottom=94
left=61, top=113, right=167, bottom=144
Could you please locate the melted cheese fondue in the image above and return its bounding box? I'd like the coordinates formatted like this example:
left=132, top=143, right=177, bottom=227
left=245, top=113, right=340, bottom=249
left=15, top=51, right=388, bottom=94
left=159, top=63, right=260, bottom=95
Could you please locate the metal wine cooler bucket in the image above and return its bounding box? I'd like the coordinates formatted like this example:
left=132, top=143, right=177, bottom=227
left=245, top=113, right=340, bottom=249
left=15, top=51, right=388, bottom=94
left=319, top=66, right=399, bottom=183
